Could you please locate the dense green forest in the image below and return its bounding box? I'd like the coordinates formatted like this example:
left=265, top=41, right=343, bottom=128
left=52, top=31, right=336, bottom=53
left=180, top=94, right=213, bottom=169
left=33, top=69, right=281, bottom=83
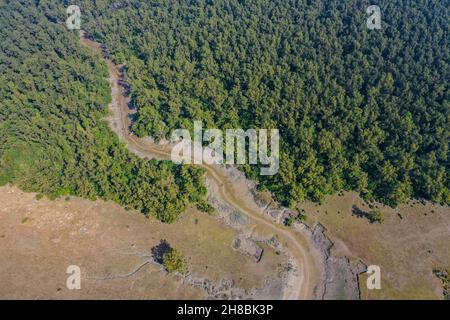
left=0, top=0, right=209, bottom=223
left=1, top=0, right=448, bottom=218
left=79, top=0, right=449, bottom=207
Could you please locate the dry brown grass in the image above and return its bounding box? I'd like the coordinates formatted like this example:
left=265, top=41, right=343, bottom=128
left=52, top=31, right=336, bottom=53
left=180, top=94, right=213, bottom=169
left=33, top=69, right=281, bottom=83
left=0, top=186, right=284, bottom=299
left=299, top=192, right=450, bottom=299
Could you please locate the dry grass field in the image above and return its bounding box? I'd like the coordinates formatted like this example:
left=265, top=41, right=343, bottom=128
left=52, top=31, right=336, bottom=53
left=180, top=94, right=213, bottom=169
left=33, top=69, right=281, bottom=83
left=0, top=186, right=285, bottom=299
left=2, top=185, right=448, bottom=300
left=300, top=192, right=450, bottom=299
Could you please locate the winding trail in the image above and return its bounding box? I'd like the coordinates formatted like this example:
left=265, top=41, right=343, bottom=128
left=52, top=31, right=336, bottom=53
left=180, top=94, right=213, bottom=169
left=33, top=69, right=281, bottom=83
left=80, top=32, right=321, bottom=299
left=87, top=261, right=155, bottom=281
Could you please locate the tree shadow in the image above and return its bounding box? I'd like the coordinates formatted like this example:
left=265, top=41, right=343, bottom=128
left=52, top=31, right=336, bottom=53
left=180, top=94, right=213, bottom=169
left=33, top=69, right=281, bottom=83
left=351, top=205, right=368, bottom=219
left=151, top=239, right=172, bottom=264
left=351, top=205, right=383, bottom=224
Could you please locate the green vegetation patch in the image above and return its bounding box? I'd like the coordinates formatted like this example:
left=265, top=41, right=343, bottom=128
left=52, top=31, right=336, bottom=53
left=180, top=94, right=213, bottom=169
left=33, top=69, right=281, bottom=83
left=0, top=1, right=209, bottom=223
left=79, top=0, right=449, bottom=207
left=433, top=268, right=450, bottom=300
left=163, top=248, right=186, bottom=274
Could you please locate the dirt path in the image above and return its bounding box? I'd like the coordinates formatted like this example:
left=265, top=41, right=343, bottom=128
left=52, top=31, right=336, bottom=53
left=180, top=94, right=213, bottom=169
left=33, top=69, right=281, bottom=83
left=80, top=32, right=321, bottom=299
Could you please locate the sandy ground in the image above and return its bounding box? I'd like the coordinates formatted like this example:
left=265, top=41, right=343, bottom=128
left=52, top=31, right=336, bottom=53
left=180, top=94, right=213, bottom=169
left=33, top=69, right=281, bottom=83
left=300, top=192, right=450, bottom=299
left=0, top=186, right=287, bottom=299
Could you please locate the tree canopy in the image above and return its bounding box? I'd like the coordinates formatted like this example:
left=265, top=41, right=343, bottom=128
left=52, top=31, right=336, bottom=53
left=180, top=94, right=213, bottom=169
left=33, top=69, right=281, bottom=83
left=78, top=0, right=449, bottom=207
left=0, top=0, right=208, bottom=223
left=1, top=0, right=448, bottom=216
